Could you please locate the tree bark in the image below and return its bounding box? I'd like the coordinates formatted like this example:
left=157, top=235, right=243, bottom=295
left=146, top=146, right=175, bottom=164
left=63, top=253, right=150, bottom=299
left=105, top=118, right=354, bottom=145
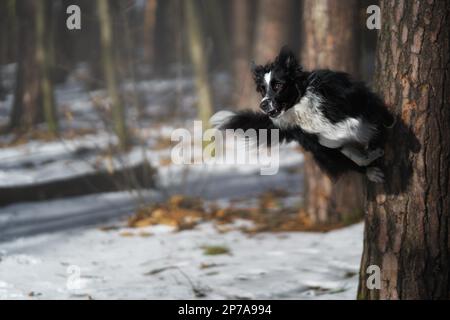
left=301, top=0, right=364, bottom=225
left=302, top=0, right=360, bottom=75
left=358, top=0, right=450, bottom=299
left=237, top=0, right=292, bottom=110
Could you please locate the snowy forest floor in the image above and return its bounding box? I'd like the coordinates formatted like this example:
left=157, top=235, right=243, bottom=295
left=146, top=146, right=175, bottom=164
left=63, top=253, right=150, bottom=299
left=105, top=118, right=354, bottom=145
left=0, top=213, right=363, bottom=299
left=0, top=65, right=363, bottom=299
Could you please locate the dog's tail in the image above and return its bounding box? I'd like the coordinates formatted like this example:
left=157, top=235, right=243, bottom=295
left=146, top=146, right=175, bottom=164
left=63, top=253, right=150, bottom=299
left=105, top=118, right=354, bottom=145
left=210, top=110, right=236, bottom=128
left=210, top=110, right=286, bottom=147
left=210, top=110, right=273, bottom=130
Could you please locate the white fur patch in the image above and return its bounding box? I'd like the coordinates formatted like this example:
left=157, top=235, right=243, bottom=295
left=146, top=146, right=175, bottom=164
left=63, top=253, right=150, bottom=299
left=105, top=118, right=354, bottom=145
left=210, top=110, right=235, bottom=128
left=366, top=167, right=384, bottom=183
left=272, top=90, right=377, bottom=148
left=264, top=72, right=272, bottom=87
left=262, top=72, right=273, bottom=108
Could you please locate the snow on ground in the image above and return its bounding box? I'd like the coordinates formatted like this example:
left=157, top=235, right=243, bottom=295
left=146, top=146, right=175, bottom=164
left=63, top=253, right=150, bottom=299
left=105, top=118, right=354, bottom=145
left=0, top=214, right=363, bottom=300
left=0, top=68, right=364, bottom=300
left=0, top=133, right=118, bottom=186
left=0, top=145, right=363, bottom=300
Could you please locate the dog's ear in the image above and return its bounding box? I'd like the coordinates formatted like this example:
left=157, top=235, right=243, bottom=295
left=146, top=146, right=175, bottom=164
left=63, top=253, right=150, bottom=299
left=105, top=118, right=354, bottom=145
left=251, top=62, right=269, bottom=95
left=276, top=45, right=298, bottom=70
left=250, top=61, right=258, bottom=74
left=251, top=62, right=266, bottom=81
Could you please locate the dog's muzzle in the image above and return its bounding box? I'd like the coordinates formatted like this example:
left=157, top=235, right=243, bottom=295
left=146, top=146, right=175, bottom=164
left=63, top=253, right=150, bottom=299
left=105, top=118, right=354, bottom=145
left=260, top=99, right=281, bottom=118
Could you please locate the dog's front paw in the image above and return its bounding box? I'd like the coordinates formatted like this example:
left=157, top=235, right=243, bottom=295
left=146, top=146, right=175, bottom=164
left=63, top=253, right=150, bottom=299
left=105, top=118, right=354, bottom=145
left=368, top=148, right=384, bottom=161
left=366, top=167, right=385, bottom=183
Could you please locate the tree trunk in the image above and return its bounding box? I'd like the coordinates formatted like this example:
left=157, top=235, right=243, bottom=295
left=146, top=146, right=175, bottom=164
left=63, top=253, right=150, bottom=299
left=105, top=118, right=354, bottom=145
left=143, top=0, right=158, bottom=66
left=97, top=0, right=129, bottom=150
left=9, top=0, right=42, bottom=131
left=9, top=0, right=58, bottom=134
left=358, top=0, right=450, bottom=300
left=0, top=1, right=15, bottom=101
left=302, top=0, right=360, bottom=75
left=154, top=0, right=180, bottom=76
left=237, top=0, right=293, bottom=110
left=301, top=0, right=364, bottom=225
left=231, top=0, right=252, bottom=109
left=184, top=0, right=213, bottom=125
left=202, top=0, right=231, bottom=72
left=36, top=0, right=58, bottom=134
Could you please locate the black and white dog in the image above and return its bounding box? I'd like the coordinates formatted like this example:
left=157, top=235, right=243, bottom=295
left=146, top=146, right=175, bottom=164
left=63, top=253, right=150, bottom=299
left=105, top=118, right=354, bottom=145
left=211, top=46, right=394, bottom=182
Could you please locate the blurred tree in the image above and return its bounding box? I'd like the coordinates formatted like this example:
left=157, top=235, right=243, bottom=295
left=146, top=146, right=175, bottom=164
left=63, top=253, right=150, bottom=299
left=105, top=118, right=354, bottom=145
left=0, top=1, right=15, bottom=64
left=154, top=0, right=180, bottom=76
left=237, top=0, right=293, bottom=110
left=201, top=0, right=231, bottom=71
left=116, top=1, right=141, bottom=113
left=52, top=0, right=83, bottom=84
left=36, top=0, right=58, bottom=134
left=358, top=0, right=378, bottom=83
left=184, top=0, right=213, bottom=125
left=300, top=0, right=363, bottom=225
left=97, top=0, right=129, bottom=149
left=254, top=0, right=293, bottom=63
left=231, top=0, right=252, bottom=109
left=358, top=0, right=450, bottom=300
left=0, top=1, right=16, bottom=101
left=143, top=0, right=158, bottom=66
left=9, top=0, right=58, bottom=134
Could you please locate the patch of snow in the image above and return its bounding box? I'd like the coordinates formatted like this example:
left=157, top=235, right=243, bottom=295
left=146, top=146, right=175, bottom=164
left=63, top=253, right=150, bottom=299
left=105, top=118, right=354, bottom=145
left=0, top=218, right=363, bottom=300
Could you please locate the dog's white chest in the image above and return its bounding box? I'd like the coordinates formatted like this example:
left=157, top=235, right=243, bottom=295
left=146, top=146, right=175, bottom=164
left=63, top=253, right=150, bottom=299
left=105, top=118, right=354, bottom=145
left=272, top=91, right=374, bottom=148
left=273, top=92, right=329, bottom=133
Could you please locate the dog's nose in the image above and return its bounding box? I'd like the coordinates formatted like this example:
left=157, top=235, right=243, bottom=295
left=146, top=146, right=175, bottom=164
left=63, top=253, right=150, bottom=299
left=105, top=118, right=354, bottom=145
left=260, top=99, right=274, bottom=114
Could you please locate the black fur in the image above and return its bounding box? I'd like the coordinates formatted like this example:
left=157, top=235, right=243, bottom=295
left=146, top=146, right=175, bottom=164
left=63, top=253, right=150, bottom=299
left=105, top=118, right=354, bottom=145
left=218, top=110, right=366, bottom=178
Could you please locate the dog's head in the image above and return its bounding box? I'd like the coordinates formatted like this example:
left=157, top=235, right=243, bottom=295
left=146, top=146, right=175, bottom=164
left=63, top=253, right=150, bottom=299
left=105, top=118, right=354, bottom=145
left=252, top=46, right=305, bottom=118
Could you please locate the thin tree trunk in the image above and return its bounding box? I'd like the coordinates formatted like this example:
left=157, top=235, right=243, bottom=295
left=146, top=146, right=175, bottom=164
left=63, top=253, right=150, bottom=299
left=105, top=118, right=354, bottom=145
left=36, top=0, right=58, bottom=134
left=202, top=0, right=231, bottom=71
left=184, top=0, right=213, bottom=125
left=0, top=1, right=13, bottom=100
left=154, top=0, right=179, bottom=76
left=143, top=0, right=158, bottom=66
left=231, top=0, right=252, bottom=109
left=98, top=0, right=129, bottom=149
left=358, top=0, right=450, bottom=300
left=238, top=0, right=293, bottom=110
left=9, top=0, right=41, bottom=131
left=301, top=0, right=364, bottom=225
left=117, top=1, right=141, bottom=113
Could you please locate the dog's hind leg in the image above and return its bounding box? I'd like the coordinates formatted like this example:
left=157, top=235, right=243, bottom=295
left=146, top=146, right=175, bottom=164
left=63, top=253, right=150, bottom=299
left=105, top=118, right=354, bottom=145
left=366, top=167, right=385, bottom=183
left=340, top=145, right=384, bottom=167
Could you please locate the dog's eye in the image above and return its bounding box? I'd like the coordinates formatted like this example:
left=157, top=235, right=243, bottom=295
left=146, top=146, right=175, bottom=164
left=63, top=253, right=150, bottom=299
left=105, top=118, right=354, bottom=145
left=272, top=82, right=283, bottom=91
left=258, top=86, right=266, bottom=95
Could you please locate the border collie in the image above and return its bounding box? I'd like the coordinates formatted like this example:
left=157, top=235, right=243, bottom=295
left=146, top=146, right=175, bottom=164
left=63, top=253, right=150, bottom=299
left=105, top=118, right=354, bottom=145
left=211, top=46, right=394, bottom=182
